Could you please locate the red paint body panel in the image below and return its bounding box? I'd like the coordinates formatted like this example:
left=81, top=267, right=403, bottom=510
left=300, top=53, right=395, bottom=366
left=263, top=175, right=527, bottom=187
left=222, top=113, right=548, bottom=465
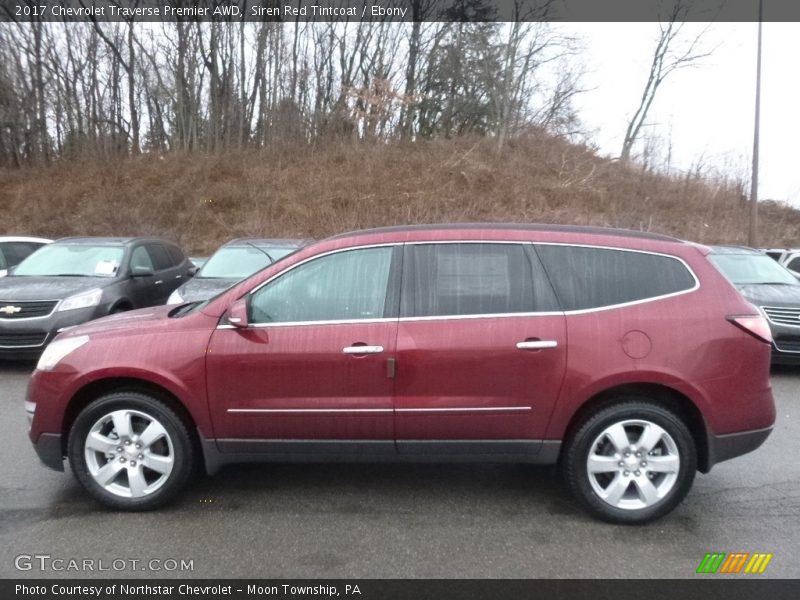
left=27, top=225, right=775, bottom=469
left=206, top=322, right=396, bottom=439
left=394, top=315, right=566, bottom=439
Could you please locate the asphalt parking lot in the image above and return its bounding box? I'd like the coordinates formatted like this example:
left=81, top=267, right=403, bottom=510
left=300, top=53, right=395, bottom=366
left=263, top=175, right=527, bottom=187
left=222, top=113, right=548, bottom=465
left=0, top=361, right=798, bottom=579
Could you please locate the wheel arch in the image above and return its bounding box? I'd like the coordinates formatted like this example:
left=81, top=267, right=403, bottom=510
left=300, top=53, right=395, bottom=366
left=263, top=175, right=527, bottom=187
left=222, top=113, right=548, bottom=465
left=560, top=382, right=710, bottom=473
left=61, top=377, right=203, bottom=469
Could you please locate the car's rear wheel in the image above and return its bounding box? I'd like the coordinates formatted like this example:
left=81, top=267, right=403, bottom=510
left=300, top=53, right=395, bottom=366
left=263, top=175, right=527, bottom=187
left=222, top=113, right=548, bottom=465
left=563, top=399, right=696, bottom=524
left=67, top=392, right=194, bottom=510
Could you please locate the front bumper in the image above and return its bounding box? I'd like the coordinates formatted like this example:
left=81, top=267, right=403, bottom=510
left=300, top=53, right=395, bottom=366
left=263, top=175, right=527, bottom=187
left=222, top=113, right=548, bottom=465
left=32, top=432, right=64, bottom=471
left=705, top=426, right=772, bottom=472
left=0, top=304, right=109, bottom=359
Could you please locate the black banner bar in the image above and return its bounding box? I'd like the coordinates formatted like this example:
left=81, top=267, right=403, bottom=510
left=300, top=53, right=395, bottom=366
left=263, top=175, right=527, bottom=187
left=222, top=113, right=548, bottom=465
left=3, top=579, right=800, bottom=600
left=1, top=0, right=799, bottom=23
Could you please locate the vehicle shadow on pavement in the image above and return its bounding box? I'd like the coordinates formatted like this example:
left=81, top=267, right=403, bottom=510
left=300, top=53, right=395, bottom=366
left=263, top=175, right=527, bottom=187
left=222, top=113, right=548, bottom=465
left=178, top=462, right=584, bottom=518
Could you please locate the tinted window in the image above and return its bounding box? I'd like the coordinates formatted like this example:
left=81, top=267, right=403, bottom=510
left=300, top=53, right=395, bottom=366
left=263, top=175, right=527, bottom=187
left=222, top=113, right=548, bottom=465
left=787, top=257, right=800, bottom=273
left=0, top=248, right=6, bottom=270
left=167, top=245, right=185, bottom=266
left=2, top=242, right=43, bottom=266
left=402, top=243, right=555, bottom=317
left=146, top=244, right=174, bottom=271
left=130, top=246, right=154, bottom=272
left=250, top=246, right=394, bottom=324
left=535, top=245, right=696, bottom=311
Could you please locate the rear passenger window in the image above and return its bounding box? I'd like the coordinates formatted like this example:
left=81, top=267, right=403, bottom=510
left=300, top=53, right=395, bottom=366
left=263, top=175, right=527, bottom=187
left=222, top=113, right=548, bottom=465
left=402, top=243, right=558, bottom=317
left=787, top=257, right=800, bottom=272
left=146, top=244, right=174, bottom=271
left=167, top=245, right=185, bottom=266
left=535, top=245, right=696, bottom=311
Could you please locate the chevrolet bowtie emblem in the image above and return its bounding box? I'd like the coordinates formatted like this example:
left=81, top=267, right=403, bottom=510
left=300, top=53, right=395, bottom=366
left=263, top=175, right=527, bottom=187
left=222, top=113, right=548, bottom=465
left=0, top=305, right=22, bottom=315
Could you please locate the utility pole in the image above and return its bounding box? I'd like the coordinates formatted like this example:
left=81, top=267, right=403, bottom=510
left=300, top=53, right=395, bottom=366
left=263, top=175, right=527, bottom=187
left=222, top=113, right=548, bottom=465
left=748, top=0, right=763, bottom=247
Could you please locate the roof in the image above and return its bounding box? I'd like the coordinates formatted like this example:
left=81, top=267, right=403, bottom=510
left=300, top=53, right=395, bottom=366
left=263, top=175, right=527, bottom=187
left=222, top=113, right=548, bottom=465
left=328, top=223, right=683, bottom=243
left=53, top=236, right=176, bottom=246
left=223, top=238, right=311, bottom=247
left=0, top=236, right=52, bottom=244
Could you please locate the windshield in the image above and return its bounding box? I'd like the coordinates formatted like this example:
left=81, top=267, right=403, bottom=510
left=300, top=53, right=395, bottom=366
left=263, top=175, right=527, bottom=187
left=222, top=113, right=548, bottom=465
left=709, top=253, right=799, bottom=286
left=198, top=246, right=297, bottom=279
left=13, top=244, right=124, bottom=278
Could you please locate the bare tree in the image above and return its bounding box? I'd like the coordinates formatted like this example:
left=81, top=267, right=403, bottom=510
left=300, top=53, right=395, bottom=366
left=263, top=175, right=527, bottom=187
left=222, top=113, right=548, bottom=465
left=620, top=5, right=712, bottom=163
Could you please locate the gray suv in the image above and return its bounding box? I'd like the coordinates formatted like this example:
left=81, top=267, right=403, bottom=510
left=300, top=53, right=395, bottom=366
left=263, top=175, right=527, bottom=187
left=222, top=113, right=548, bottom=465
left=0, top=237, right=192, bottom=359
left=709, top=245, right=800, bottom=364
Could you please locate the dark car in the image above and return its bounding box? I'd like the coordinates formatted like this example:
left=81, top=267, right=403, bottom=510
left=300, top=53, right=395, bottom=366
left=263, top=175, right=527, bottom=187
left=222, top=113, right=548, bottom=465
left=28, top=225, right=774, bottom=523
left=709, top=245, right=800, bottom=364
left=0, top=236, right=52, bottom=277
left=167, top=238, right=310, bottom=305
left=0, top=237, right=192, bottom=359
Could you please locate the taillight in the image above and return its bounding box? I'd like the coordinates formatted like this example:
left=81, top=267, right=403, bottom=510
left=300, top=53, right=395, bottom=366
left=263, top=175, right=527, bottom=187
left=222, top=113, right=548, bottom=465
left=727, top=315, right=773, bottom=344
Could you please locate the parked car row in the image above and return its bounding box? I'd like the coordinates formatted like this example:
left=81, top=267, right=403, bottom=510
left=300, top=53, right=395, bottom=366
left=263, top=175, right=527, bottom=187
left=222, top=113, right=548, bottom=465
left=0, top=236, right=52, bottom=277
left=0, top=236, right=309, bottom=359
left=22, top=224, right=777, bottom=523
left=710, top=246, right=800, bottom=364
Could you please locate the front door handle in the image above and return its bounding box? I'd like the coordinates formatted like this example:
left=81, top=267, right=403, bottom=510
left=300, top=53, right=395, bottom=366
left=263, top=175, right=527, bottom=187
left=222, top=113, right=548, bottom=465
left=516, top=340, right=558, bottom=350
left=154, top=280, right=163, bottom=285
left=343, top=345, right=384, bottom=355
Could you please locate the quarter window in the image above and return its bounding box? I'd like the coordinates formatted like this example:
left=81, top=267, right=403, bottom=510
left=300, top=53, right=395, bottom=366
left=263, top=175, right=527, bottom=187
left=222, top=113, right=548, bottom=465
left=402, top=243, right=556, bottom=317
left=535, top=245, right=696, bottom=311
left=249, top=246, right=394, bottom=324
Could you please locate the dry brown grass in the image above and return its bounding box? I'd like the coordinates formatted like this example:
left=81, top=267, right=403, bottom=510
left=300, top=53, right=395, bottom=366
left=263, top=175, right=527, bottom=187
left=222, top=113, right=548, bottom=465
left=1, top=132, right=798, bottom=254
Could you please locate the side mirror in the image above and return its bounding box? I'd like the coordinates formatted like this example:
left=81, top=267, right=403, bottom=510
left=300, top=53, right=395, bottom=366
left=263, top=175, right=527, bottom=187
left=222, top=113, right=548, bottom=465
left=228, top=297, right=250, bottom=328
left=131, top=265, right=154, bottom=277
left=187, top=266, right=198, bottom=278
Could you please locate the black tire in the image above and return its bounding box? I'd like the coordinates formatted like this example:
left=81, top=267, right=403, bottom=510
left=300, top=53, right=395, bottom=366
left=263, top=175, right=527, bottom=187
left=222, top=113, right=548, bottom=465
left=563, top=398, right=697, bottom=524
left=109, top=304, right=131, bottom=315
left=67, top=392, right=194, bottom=510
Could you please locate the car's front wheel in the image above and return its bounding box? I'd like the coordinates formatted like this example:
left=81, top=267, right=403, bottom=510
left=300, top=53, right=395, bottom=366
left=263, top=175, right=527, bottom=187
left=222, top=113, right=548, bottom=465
left=67, top=392, right=194, bottom=510
left=563, top=399, right=697, bottom=524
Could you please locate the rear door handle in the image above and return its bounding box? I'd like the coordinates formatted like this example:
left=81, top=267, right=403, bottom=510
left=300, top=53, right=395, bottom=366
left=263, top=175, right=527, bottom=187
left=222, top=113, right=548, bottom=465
left=516, top=340, right=558, bottom=350
left=343, top=345, right=384, bottom=354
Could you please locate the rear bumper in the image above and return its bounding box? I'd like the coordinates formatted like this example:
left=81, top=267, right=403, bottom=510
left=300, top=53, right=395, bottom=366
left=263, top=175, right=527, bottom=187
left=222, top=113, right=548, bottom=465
left=32, top=432, right=64, bottom=472
left=704, top=426, right=772, bottom=472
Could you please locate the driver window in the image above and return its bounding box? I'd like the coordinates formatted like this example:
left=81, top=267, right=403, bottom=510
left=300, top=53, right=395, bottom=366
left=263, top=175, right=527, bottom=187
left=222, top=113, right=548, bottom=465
left=130, top=246, right=154, bottom=272
left=250, top=246, right=393, bottom=324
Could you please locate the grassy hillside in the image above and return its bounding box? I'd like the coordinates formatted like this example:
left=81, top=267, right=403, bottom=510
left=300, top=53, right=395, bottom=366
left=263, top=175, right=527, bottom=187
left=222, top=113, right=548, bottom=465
left=1, top=132, right=798, bottom=254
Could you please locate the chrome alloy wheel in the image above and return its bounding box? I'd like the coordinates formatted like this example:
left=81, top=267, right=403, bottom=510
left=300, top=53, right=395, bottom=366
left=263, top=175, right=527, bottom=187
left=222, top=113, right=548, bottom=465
left=586, top=419, right=680, bottom=510
left=83, top=409, right=175, bottom=498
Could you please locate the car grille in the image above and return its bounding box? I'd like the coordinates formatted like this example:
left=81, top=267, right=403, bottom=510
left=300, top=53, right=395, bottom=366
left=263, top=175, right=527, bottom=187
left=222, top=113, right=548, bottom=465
left=774, top=337, right=800, bottom=353
left=0, top=300, right=58, bottom=319
left=762, top=306, right=800, bottom=328
left=0, top=332, right=48, bottom=348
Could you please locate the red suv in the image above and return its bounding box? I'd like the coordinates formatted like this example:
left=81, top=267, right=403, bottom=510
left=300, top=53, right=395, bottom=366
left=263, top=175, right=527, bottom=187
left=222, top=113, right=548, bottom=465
left=26, top=225, right=775, bottom=523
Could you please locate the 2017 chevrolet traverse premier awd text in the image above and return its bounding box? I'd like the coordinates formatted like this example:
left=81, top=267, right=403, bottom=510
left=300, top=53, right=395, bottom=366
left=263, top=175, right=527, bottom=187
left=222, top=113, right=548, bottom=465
left=26, top=225, right=775, bottom=523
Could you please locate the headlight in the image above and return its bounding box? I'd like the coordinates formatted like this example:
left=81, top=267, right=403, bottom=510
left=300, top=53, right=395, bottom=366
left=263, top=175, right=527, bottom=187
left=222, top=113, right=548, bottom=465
left=58, top=288, right=103, bottom=311
left=37, top=335, right=90, bottom=371
left=167, top=289, right=184, bottom=305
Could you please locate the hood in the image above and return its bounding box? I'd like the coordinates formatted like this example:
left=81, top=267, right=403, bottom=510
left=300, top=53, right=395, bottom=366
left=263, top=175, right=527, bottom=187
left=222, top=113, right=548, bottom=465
left=736, top=284, right=800, bottom=308
left=178, top=277, right=240, bottom=302
left=63, top=305, right=176, bottom=337
left=0, top=276, right=109, bottom=301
